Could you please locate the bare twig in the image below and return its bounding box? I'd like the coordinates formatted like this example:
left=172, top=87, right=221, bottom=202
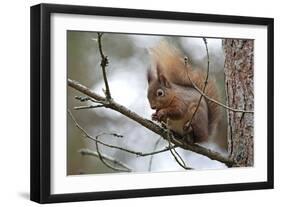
left=167, top=128, right=192, bottom=170
left=97, top=32, right=111, bottom=100
left=185, top=38, right=210, bottom=131
left=202, top=37, right=210, bottom=87
left=79, top=148, right=131, bottom=172
left=94, top=134, right=131, bottom=172
left=186, top=77, right=254, bottom=113
left=74, top=104, right=105, bottom=110
left=68, top=109, right=172, bottom=157
left=75, top=96, right=92, bottom=102
left=75, top=96, right=105, bottom=104
left=68, top=79, right=235, bottom=167
left=148, top=137, right=162, bottom=171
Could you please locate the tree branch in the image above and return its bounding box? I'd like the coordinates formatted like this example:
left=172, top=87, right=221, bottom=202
left=79, top=148, right=132, bottom=172
left=97, top=32, right=111, bottom=100
left=68, top=79, right=236, bottom=167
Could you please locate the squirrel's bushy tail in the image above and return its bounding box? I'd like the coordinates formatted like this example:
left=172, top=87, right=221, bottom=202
left=149, top=41, right=221, bottom=136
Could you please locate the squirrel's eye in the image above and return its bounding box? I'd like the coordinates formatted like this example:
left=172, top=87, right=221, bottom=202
left=156, top=89, right=164, bottom=97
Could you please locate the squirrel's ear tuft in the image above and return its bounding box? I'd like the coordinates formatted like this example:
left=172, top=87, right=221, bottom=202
left=147, top=68, right=154, bottom=83
left=158, top=74, right=171, bottom=88
left=156, top=63, right=171, bottom=88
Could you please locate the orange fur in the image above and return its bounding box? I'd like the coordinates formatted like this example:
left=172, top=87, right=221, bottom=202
left=149, top=41, right=221, bottom=136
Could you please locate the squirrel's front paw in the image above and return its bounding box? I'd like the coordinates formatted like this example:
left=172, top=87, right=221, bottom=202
left=152, top=112, right=159, bottom=121
left=157, top=110, right=167, bottom=122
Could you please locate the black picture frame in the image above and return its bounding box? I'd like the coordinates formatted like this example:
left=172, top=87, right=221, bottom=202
left=30, top=3, right=274, bottom=204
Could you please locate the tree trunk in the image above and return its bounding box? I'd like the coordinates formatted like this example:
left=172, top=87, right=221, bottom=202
left=223, top=39, right=254, bottom=167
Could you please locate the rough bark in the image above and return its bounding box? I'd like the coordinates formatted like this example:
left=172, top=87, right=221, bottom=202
left=223, top=39, right=254, bottom=167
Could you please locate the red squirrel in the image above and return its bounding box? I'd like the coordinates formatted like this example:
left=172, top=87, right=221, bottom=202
left=147, top=41, right=221, bottom=143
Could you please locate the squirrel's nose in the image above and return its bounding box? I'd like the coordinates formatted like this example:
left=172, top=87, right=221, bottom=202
left=151, top=105, right=156, bottom=110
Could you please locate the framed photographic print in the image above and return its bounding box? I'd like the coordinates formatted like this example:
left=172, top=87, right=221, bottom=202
left=30, top=3, right=274, bottom=203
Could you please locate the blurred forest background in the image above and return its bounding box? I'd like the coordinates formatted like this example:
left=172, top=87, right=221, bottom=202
left=67, top=31, right=228, bottom=175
